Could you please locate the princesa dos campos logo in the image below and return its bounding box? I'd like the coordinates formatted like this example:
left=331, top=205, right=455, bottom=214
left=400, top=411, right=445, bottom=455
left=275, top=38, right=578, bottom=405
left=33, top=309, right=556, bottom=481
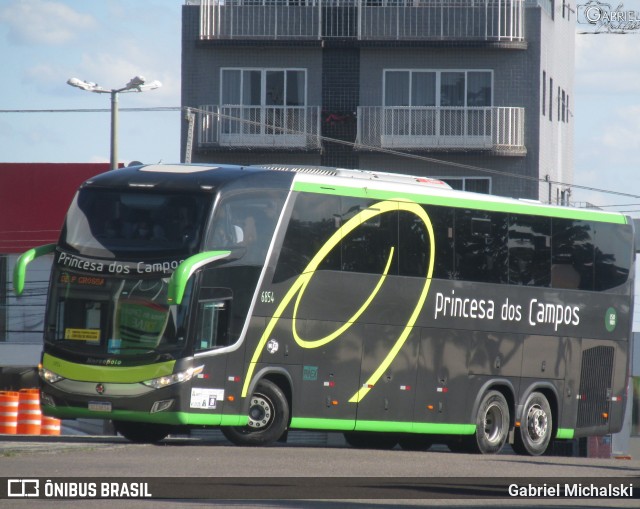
left=577, top=1, right=640, bottom=33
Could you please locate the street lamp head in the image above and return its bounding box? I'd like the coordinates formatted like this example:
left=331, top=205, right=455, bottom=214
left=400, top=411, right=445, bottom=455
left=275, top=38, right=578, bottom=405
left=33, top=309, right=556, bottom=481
left=140, top=80, right=162, bottom=92
left=125, top=75, right=146, bottom=90
left=67, top=77, right=102, bottom=92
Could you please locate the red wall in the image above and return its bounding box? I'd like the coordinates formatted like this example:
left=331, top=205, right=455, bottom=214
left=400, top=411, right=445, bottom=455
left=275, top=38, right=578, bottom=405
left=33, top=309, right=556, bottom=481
left=0, top=163, right=113, bottom=254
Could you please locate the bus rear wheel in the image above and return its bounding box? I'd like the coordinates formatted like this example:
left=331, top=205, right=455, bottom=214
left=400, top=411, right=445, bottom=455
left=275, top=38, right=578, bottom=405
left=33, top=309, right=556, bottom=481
left=221, top=380, right=289, bottom=446
left=513, top=392, right=552, bottom=456
left=472, top=390, right=509, bottom=454
left=113, top=421, right=170, bottom=443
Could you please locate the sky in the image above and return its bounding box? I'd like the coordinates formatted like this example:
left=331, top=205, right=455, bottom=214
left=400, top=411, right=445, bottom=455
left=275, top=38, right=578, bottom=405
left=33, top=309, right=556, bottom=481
left=1, top=0, right=640, bottom=215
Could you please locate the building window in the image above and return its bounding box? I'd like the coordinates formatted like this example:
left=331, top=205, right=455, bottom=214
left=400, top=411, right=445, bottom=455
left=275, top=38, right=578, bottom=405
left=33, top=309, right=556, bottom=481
left=382, top=70, right=493, bottom=144
left=219, top=68, right=307, bottom=145
left=542, top=71, right=546, bottom=116
left=384, top=70, right=492, bottom=109
left=549, top=77, right=553, bottom=121
left=440, top=177, right=491, bottom=194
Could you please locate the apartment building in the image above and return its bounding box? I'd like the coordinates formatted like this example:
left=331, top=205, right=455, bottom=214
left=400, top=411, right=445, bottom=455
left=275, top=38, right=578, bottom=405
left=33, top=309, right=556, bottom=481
left=181, top=0, right=574, bottom=201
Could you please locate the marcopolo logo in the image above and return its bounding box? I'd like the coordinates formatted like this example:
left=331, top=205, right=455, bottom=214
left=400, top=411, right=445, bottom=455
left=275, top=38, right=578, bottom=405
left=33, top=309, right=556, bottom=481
left=577, top=1, right=640, bottom=33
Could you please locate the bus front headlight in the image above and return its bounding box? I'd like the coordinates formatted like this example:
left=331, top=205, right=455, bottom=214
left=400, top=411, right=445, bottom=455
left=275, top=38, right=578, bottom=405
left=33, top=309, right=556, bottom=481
left=142, top=365, right=204, bottom=389
left=39, top=364, right=64, bottom=384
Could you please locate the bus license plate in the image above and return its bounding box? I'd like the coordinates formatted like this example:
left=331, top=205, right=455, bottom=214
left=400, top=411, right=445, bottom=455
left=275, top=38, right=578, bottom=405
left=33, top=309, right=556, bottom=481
left=88, top=401, right=112, bottom=412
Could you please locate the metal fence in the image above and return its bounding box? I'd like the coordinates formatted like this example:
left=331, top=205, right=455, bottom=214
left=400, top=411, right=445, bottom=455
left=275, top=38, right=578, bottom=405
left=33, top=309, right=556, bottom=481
left=198, top=0, right=525, bottom=41
left=198, top=105, right=322, bottom=149
left=356, top=105, right=525, bottom=153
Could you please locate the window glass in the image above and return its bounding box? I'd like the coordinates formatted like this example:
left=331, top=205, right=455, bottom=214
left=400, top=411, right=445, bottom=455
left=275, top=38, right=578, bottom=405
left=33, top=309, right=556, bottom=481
left=273, top=193, right=341, bottom=282
left=266, top=71, right=285, bottom=106
left=455, top=209, right=508, bottom=283
left=385, top=71, right=409, bottom=106
left=195, top=300, right=230, bottom=351
left=467, top=72, right=491, bottom=107
left=594, top=223, right=632, bottom=290
left=62, top=189, right=209, bottom=258
left=464, top=178, right=490, bottom=194
left=421, top=206, right=453, bottom=279
left=286, top=70, right=305, bottom=106
left=411, top=72, right=436, bottom=107
left=441, top=72, right=465, bottom=107
left=242, top=70, right=261, bottom=106
left=509, top=215, right=551, bottom=286
left=222, top=70, right=241, bottom=104
left=207, top=190, right=286, bottom=266
left=341, top=198, right=398, bottom=275
left=552, top=218, right=594, bottom=290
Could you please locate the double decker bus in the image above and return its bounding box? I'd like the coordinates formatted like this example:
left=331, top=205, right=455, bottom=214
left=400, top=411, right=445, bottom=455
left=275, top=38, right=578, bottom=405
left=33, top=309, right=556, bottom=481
left=14, top=163, right=634, bottom=455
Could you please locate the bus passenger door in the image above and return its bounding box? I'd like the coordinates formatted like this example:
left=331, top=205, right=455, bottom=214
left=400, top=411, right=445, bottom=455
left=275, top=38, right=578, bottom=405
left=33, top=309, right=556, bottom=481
left=190, top=292, right=232, bottom=416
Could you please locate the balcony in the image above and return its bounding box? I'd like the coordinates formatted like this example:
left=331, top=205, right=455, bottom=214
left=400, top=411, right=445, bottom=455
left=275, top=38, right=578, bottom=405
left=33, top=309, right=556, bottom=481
left=356, top=106, right=525, bottom=154
left=197, top=0, right=525, bottom=42
left=198, top=105, right=322, bottom=150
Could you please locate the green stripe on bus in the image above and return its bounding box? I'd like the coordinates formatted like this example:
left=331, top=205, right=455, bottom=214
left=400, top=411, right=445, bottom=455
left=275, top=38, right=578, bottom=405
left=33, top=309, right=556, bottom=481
left=292, top=182, right=628, bottom=225
left=290, top=417, right=475, bottom=435
left=290, top=417, right=356, bottom=431
left=555, top=428, right=574, bottom=439
left=43, top=405, right=247, bottom=427
left=43, top=353, right=175, bottom=384
left=356, top=420, right=476, bottom=435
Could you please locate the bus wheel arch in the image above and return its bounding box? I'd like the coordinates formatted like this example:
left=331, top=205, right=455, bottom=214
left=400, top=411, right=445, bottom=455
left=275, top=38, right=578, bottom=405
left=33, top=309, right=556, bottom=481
left=513, top=388, right=556, bottom=456
left=222, top=370, right=291, bottom=446
left=469, top=381, right=515, bottom=455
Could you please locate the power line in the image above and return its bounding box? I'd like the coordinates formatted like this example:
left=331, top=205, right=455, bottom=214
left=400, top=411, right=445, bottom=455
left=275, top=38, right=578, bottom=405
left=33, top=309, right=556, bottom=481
left=0, top=107, right=181, bottom=113
left=4, top=104, right=640, bottom=205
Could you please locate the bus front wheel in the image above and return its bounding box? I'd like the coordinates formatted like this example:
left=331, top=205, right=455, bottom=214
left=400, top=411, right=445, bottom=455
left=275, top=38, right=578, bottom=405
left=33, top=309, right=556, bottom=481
left=513, top=392, right=552, bottom=456
left=473, top=390, right=509, bottom=454
left=222, top=380, right=289, bottom=446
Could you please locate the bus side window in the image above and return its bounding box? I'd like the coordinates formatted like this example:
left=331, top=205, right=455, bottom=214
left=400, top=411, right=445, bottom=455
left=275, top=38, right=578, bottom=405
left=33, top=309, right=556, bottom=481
left=508, top=214, right=551, bottom=287
left=594, top=222, right=632, bottom=291
left=195, top=300, right=230, bottom=351
left=552, top=218, right=594, bottom=290
left=455, top=209, right=508, bottom=283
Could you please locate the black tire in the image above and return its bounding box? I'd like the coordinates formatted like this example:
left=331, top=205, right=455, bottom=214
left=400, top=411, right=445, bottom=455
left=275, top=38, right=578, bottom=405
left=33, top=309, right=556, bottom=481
left=113, top=421, right=170, bottom=443
left=472, top=390, right=510, bottom=454
left=513, top=392, right=552, bottom=456
left=343, top=431, right=398, bottom=450
left=221, top=379, right=289, bottom=446
left=398, top=434, right=432, bottom=451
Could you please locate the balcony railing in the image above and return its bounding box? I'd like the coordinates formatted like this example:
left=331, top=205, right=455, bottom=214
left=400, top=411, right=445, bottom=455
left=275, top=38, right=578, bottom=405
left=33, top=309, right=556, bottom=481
left=356, top=106, right=525, bottom=153
left=198, top=105, right=322, bottom=149
left=197, top=0, right=525, bottom=42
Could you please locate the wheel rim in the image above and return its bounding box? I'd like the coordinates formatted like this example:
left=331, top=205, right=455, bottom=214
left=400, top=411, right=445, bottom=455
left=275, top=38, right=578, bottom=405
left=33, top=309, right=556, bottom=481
left=483, top=403, right=505, bottom=444
left=247, top=393, right=273, bottom=430
left=525, top=404, right=548, bottom=443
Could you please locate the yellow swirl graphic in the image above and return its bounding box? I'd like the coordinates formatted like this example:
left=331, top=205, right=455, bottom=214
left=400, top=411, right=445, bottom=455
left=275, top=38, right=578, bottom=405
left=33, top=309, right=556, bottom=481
left=241, top=198, right=435, bottom=403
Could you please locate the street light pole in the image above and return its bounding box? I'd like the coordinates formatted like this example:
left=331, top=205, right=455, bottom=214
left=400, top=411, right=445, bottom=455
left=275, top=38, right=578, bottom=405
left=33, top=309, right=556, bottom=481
left=110, top=90, right=118, bottom=171
left=67, top=76, right=162, bottom=171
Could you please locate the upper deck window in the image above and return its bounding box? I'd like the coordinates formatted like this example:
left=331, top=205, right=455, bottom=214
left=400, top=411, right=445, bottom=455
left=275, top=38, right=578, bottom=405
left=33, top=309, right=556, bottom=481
left=61, top=189, right=211, bottom=258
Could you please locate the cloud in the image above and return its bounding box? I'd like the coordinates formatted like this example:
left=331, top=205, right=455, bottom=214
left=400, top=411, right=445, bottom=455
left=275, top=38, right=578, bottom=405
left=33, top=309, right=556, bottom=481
left=0, top=0, right=96, bottom=46
left=575, top=35, right=640, bottom=95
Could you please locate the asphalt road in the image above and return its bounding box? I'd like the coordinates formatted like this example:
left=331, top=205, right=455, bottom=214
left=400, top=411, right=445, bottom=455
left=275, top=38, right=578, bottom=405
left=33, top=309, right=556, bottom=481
left=1, top=430, right=639, bottom=508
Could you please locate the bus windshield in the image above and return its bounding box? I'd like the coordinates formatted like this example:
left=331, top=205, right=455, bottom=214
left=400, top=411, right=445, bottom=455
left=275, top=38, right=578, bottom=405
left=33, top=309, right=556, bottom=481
left=61, top=188, right=211, bottom=258
left=45, top=269, right=191, bottom=358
